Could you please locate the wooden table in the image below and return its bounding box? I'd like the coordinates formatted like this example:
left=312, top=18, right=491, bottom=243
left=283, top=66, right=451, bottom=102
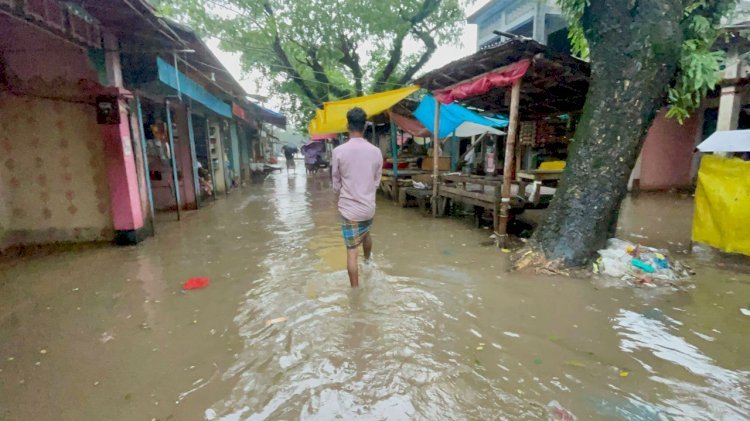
left=399, top=187, right=433, bottom=215
left=436, top=174, right=526, bottom=231
left=381, top=169, right=429, bottom=201
left=516, top=170, right=563, bottom=183
left=382, top=169, right=427, bottom=178
left=516, top=170, right=563, bottom=206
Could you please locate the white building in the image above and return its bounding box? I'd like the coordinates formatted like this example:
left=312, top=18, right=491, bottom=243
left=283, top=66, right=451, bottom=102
left=467, top=0, right=569, bottom=50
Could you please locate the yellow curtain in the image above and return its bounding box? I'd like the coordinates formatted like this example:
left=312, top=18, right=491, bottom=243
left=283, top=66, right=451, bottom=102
left=308, top=86, right=419, bottom=134
left=692, top=154, right=750, bottom=256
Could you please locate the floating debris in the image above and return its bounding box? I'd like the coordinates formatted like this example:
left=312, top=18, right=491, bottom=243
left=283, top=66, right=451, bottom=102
left=183, top=277, right=210, bottom=290
left=265, top=317, right=288, bottom=327
left=596, top=238, right=692, bottom=287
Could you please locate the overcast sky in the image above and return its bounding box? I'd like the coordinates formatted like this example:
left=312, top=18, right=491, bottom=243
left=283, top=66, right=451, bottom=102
left=206, top=1, right=490, bottom=113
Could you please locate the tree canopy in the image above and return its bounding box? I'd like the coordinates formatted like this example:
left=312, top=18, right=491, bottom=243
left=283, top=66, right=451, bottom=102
left=561, top=0, right=739, bottom=122
left=528, top=0, right=742, bottom=268
left=156, top=0, right=468, bottom=126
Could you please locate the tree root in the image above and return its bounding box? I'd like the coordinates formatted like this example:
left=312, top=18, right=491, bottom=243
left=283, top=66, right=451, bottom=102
left=511, top=242, right=591, bottom=278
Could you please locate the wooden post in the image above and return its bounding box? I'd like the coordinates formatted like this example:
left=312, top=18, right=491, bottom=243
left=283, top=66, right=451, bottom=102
left=390, top=121, right=399, bottom=200
left=165, top=99, right=181, bottom=221
left=431, top=101, right=441, bottom=217
left=497, top=80, right=521, bottom=245
left=135, top=96, right=155, bottom=226
left=186, top=106, right=201, bottom=205
left=450, top=132, right=458, bottom=172
left=206, top=118, right=217, bottom=198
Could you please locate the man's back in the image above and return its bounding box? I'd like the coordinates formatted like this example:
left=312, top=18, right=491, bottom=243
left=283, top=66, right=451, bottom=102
left=332, top=138, right=383, bottom=222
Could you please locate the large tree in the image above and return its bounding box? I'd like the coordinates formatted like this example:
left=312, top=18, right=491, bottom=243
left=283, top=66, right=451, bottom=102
left=156, top=0, right=467, bottom=124
left=523, top=0, right=738, bottom=268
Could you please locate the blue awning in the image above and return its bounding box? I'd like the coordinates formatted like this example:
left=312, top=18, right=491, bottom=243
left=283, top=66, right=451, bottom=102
left=413, top=94, right=504, bottom=138
left=157, top=57, right=231, bottom=118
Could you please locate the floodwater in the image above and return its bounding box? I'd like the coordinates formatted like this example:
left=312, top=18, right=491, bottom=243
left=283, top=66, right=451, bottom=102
left=1, top=171, right=750, bottom=420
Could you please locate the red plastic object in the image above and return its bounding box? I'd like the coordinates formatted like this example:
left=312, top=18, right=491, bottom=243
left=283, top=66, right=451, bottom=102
left=183, top=277, right=210, bottom=290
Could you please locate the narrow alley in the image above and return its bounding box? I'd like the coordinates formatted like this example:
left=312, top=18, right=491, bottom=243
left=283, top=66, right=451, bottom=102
left=2, top=171, right=749, bottom=420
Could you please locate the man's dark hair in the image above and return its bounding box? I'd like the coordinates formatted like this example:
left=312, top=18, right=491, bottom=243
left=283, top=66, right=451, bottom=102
left=346, top=107, right=367, bottom=133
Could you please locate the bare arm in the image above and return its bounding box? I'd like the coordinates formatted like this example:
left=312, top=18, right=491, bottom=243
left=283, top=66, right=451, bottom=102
left=332, top=150, right=342, bottom=194
left=374, top=154, right=383, bottom=184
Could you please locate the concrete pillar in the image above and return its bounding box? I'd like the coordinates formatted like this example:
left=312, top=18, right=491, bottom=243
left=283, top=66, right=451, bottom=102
left=102, top=32, right=148, bottom=244
left=101, top=91, right=147, bottom=244
left=172, top=104, right=198, bottom=210
left=229, top=122, right=241, bottom=187
left=717, top=46, right=742, bottom=132
left=532, top=1, right=546, bottom=43
left=103, top=32, right=123, bottom=88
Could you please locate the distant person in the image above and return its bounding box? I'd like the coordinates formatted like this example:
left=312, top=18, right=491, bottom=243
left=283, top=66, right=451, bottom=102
left=332, top=107, right=383, bottom=287
left=282, top=145, right=297, bottom=173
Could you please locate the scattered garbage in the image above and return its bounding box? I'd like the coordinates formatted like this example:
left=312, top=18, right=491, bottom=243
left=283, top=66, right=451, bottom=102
left=547, top=400, right=577, bottom=421
left=596, top=239, right=692, bottom=286
left=740, top=307, right=750, bottom=317
left=413, top=181, right=428, bottom=189
left=183, top=277, right=210, bottom=290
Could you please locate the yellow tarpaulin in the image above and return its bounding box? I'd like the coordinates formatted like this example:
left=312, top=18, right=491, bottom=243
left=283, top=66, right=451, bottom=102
left=692, top=154, right=750, bottom=256
left=308, top=85, right=419, bottom=134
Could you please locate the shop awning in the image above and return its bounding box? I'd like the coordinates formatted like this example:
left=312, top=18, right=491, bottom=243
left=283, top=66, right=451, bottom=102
left=308, top=86, right=419, bottom=134
left=454, top=121, right=505, bottom=137
left=434, top=59, right=530, bottom=104
left=413, top=94, right=503, bottom=139
left=388, top=111, right=432, bottom=137
left=257, top=106, right=287, bottom=129
left=414, top=39, right=590, bottom=117
left=157, top=57, right=231, bottom=118
left=697, top=130, right=750, bottom=152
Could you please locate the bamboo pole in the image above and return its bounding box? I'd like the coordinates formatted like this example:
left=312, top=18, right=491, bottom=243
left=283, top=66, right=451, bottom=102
left=450, top=132, right=458, bottom=172
left=431, top=102, right=441, bottom=217
left=497, top=80, right=521, bottom=245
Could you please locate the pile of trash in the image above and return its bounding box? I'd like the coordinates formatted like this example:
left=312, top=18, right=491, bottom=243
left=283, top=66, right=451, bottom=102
left=595, top=239, right=692, bottom=287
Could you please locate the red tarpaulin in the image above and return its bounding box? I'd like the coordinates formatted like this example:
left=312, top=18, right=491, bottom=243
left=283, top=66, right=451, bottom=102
left=388, top=111, right=432, bottom=137
left=433, top=59, right=531, bottom=104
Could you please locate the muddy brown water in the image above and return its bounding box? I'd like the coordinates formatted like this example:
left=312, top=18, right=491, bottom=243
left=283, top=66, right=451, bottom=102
left=1, top=172, right=749, bottom=420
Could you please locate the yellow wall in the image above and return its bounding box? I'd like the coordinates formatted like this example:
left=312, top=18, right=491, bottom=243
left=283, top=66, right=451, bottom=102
left=0, top=95, right=113, bottom=249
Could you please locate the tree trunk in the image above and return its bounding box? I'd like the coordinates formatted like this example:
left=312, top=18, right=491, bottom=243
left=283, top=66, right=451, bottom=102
left=532, top=0, right=684, bottom=266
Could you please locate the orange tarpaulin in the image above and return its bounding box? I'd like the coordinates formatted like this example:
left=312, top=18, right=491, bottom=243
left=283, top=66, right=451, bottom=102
left=387, top=111, right=432, bottom=137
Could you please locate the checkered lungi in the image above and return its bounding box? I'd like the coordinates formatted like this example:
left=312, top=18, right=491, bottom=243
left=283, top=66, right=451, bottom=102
left=340, top=217, right=373, bottom=249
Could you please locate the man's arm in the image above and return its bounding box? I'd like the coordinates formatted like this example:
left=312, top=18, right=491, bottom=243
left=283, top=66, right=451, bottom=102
left=374, top=154, right=383, bottom=184
left=332, top=150, right=342, bottom=194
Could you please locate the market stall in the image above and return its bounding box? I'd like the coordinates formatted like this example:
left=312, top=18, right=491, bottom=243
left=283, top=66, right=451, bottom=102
left=414, top=39, right=590, bottom=244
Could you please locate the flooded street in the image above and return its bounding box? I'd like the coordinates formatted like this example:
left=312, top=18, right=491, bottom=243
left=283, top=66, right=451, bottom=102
left=2, top=171, right=750, bottom=420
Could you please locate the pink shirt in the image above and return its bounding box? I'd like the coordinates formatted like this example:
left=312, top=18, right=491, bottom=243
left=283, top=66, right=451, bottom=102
left=332, top=137, right=383, bottom=221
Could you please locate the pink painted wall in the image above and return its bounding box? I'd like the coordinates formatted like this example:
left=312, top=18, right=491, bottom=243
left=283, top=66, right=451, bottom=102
left=173, top=105, right=198, bottom=210
left=0, top=95, right=114, bottom=247
left=638, top=110, right=700, bottom=191
left=1, top=14, right=115, bottom=249
left=0, top=14, right=94, bottom=81
left=0, top=13, right=145, bottom=251
left=100, top=98, right=144, bottom=231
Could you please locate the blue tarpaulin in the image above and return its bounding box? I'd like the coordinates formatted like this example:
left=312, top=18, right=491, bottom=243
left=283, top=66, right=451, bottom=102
left=413, top=95, right=505, bottom=139
left=157, top=57, right=232, bottom=118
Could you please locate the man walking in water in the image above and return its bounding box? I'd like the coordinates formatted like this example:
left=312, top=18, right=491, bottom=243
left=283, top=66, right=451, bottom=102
left=332, top=107, right=383, bottom=287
